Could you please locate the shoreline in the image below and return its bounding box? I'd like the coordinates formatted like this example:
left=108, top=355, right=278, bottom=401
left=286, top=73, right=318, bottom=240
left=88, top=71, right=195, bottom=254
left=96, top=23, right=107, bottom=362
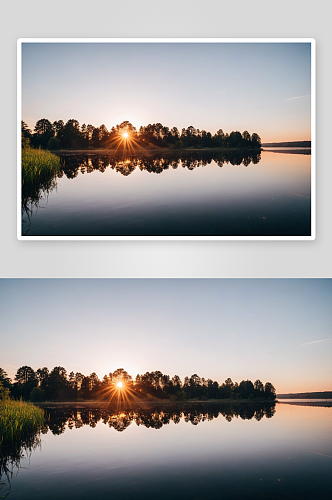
left=35, top=399, right=277, bottom=406
left=262, top=148, right=311, bottom=155
left=46, top=147, right=311, bottom=156
left=48, top=147, right=262, bottom=155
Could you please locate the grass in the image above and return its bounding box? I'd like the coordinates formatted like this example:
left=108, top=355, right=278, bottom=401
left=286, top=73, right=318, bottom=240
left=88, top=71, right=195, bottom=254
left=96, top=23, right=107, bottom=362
left=22, top=146, right=61, bottom=189
left=21, top=147, right=61, bottom=232
left=0, top=399, right=44, bottom=445
left=0, top=399, right=44, bottom=498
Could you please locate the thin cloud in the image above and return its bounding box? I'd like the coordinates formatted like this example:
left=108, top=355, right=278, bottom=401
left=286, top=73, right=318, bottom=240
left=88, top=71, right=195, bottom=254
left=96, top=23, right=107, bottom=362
left=301, top=338, right=331, bottom=346
left=283, top=95, right=310, bottom=101
left=311, top=452, right=332, bottom=458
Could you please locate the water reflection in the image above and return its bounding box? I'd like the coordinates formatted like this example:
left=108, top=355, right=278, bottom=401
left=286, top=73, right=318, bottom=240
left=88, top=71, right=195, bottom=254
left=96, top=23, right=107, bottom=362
left=43, top=402, right=275, bottom=435
left=57, top=150, right=261, bottom=179
left=0, top=430, right=41, bottom=498
left=21, top=150, right=261, bottom=235
left=21, top=149, right=311, bottom=237
left=3, top=402, right=331, bottom=500
left=22, top=175, right=58, bottom=233
left=0, top=402, right=275, bottom=494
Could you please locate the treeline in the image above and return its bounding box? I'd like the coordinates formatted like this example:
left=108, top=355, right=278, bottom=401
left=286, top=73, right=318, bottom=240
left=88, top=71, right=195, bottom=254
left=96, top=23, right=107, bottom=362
left=277, top=391, right=332, bottom=399
left=22, top=119, right=262, bottom=151
left=0, top=367, right=276, bottom=402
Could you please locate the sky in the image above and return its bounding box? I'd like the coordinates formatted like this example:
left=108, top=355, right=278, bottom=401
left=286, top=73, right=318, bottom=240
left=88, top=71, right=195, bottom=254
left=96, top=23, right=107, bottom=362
left=21, top=41, right=312, bottom=143
left=0, top=279, right=330, bottom=394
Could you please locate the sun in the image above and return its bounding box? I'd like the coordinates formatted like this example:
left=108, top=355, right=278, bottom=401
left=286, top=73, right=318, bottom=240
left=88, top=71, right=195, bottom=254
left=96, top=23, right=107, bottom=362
left=98, top=372, right=137, bottom=407
left=108, top=124, right=141, bottom=153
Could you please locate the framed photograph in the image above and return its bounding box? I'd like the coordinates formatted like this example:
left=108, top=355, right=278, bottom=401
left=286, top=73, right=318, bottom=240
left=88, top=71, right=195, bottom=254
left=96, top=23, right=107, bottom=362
left=17, top=38, right=315, bottom=240
left=1, top=278, right=331, bottom=499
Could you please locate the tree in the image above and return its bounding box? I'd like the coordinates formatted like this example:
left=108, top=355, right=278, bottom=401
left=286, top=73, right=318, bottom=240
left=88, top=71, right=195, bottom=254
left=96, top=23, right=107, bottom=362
left=237, top=380, right=255, bottom=399
left=75, top=372, right=84, bottom=390
left=53, top=120, right=64, bottom=136
left=30, top=386, right=46, bottom=402
left=34, top=118, right=54, bottom=136
left=48, top=366, right=68, bottom=400
left=91, top=127, right=100, bottom=148
left=98, top=125, right=109, bottom=148
left=254, top=379, right=264, bottom=398
left=169, top=127, right=180, bottom=145
left=101, top=374, right=109, bottom=388
left=89, top=372, right=100, bottom=398
left=201, top=130, right=212, bottom=147
left=0, top=381, right=10, bottom=401
left=264, top=382, right=276, bottom=400
left=63, top=119, right=82, bottom=149
left=36, top=367, right=49, bottom=391
left=185, top=126, right=198, bottom=147
left=251, top=133, right=261, bottom=149
left=80, top=376, right=91, bottom=399
left=115, top=121, right=136, bottom=135
left=214, top=129, right=224, bottom=147
left=207, top=379, right=219, bottom=399
left=67, top=371, right=77, bottom=399
left=47, top=137, right=61, bottom=150
left=33, top=119, right=54, bottom=148
left=86, top=124, right=95, bottom=147
left=21, top=121, right=32, bottom=146
left=184, top=374, right=202, bottom=399
left=220, top=378, right=234, bottom=399
left=160, top=374, right=171, bottom=395
left=242, top=130, right=251, bottom=147
left=14, top=366, right=37, bottom=399
left=0, top=368, right=11, bottom=388
left=53, top=120, right=65, bottom=147
left=171, top=375, right=182, bottom=392
left=14, top=366, right=36, bottom=385
left=229, top=131, right=242, bottom=148
left=110, top=368, right=132, bottom=384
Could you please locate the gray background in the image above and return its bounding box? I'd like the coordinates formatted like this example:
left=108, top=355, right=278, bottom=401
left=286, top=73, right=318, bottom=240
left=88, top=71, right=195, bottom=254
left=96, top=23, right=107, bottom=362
left=1, top=0, right=331, bottom=278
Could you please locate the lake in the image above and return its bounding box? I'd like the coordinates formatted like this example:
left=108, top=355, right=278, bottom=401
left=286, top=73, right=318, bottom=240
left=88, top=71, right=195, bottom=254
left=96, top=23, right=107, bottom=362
left=21, top=149, right=312, bottom=237
left=1, top=400, right=331, bottom=499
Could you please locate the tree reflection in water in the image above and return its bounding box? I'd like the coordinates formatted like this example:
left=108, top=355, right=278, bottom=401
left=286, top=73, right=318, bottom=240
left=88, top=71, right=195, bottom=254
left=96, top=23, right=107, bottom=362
left=44, top=401, right=275, bottom=435
left=0, top=402, right=274, bottom=494
left=21, top=175, right=58, bottom=235
left=21, top=150, right=261, bottom=235
left=0, top=430, right=42, bottom=498
left=57, top=150, right=261, bottom=180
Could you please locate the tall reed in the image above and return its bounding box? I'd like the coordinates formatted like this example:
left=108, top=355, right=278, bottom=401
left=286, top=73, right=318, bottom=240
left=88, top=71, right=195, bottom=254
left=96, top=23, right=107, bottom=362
left=22, top=146, right=61, bottom=189
left=0, top=400, right=44, bottom=445
left=21, top=147, right=61, bottom=229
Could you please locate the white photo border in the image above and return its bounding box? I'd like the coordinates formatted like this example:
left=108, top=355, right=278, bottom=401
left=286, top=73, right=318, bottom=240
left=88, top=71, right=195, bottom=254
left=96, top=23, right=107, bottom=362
left=17, top=38, right=316, bottom=241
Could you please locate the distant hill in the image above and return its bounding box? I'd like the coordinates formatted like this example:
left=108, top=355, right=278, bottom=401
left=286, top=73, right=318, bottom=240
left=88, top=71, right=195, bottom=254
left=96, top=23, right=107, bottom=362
left=277, top=391, right=332, bottom=399
left=262, top=141, right=311, bottom=148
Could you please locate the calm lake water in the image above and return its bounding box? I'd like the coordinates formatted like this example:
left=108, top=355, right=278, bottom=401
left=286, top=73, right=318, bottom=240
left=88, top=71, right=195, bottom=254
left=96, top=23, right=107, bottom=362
left=1, top=401, right=331, bottom=499
left=21, top=150, right=311, bottom=237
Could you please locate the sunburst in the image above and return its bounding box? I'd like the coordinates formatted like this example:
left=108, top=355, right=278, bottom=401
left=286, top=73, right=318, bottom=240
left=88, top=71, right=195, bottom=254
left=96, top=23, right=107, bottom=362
left=99, top=376, right=139, bottom=410
left=108, top=127, right=142, bottom=155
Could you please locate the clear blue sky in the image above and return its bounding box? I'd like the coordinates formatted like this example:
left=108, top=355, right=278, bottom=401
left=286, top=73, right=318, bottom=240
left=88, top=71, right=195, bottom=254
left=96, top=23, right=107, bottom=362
left=1, top=279, right=330, bottom=393
left=21, top=41, right=312, bottom=143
